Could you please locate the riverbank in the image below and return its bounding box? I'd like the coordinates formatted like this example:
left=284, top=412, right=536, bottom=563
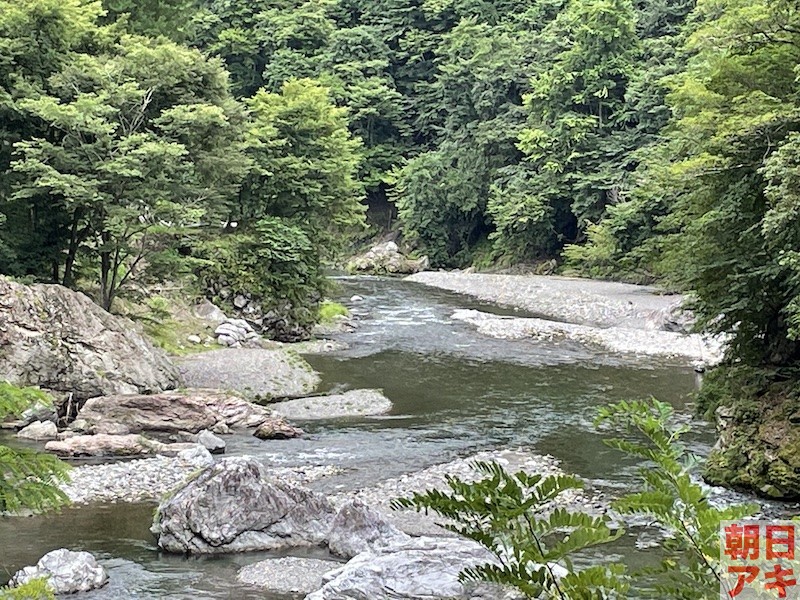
left=407, top=271, right=722, bottom=365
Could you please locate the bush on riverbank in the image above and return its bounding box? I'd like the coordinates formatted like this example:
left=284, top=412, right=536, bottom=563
left=398, top=399, right=756, bottom=599
left=0, top=383, right=70, bottom=515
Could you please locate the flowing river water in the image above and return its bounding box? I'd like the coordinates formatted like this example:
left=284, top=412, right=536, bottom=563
left=0, top=276, right=780, bottom=598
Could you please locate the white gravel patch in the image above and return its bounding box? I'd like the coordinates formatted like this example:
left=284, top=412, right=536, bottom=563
left=61, top=452, right=341, bottom=504
left=237, top=557, right=340, bottom=595
left=408, top=271, right=684, bottom=330
left=452, top=309, right=723, bottom=365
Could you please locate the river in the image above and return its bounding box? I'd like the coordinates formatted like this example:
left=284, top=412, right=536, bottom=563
left=0, top=276, right=768, bottom=598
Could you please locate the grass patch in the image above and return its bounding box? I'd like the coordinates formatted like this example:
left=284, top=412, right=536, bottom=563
left=318, top=301, right=348, bottom=323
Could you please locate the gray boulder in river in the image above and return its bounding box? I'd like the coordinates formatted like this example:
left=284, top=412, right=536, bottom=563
left=71, top=389, right=276, bottom=435
left=9, top=549, right=108, bottom=593
left=153, top=457, right=337, bottom=553
left=152, top=457, right=410, bottom=556
left=0, top=276, right=179, bottom=402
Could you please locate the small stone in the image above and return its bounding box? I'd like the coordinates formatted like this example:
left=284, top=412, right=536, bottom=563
left=177, top=445, right=214, bottom=468
left=253, top=417, right=304, bottom=440
left=350, top=295, right=364, bottom=302
left=233, top=295, right=248, bottom=309
left=17, top=420, right=57, bottom=440
left=211, top=422, right=231, bottom=435
left=196, top=429, right=226, bottom=454
left=216, top=334, right=238, bottom=347
left=187, top=334, right=202, bottom=344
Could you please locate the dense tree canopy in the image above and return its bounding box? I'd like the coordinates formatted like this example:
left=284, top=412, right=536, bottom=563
left=3, top=0, right=800, bottom=378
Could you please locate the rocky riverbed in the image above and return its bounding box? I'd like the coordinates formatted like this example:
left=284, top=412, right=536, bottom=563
left=408, top=271, right=723, bottom=365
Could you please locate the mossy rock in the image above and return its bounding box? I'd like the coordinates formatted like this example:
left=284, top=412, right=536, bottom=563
left=702, top=368, right=800, bottom=499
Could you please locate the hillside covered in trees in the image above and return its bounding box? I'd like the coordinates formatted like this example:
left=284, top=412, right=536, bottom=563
left=3, top=0, right=800, bottom=497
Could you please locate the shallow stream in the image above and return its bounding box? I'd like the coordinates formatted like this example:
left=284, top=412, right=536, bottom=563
left=0, top=276, right=773, bottom=598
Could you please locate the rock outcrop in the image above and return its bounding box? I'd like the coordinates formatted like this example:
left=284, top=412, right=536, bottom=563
left=152, top=458, right=410, bottom=557
left=0, top=277, right=179, bottom=405
left=9, top=549, right=108, bottom=594
left=347, top=242, right=429, bottom=275
left=270, top=389, right=392, bottom=420
left=152, top=457, right=336, bottom=554
left=71, top=389, right=274, bottom=435
left=326, top=500, right=409, bottom=559
left=704, top=394, right=800, bottom=499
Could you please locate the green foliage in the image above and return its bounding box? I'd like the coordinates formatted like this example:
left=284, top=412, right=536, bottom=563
left=393, top=461, right=627, bottom=599
left=243, top=78, right=366, bottom=256
left=596, top=399, right=758, bottom=599
left=0, top=383, right=69, bottom=514
left=196, top=216, right=322, bottom=338
left=0, top=578, right=55, bottom=600
left=318, top=300, right=348, bottom=323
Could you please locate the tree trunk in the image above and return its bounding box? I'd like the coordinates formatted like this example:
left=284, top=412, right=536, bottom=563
left=100, top=231, right=112, bottom=311
left=62, top=208, right=83, bottom=288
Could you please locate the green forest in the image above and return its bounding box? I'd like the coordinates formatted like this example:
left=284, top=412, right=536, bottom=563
left=3, top=0, right=800, bottom=597
left=4, top=0, right=800, bottom=489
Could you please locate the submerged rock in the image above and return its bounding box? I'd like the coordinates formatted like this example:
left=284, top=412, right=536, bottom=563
left=152, top=457, right=336, bottom=554
left=9, top=549, right=108, bottom=593
left=17, top=420, right=57, bottom=440
left=270, top=389, right=392, bottom=420
left=237, top=557, right=340, bottom=596
left=0, top=276, right=179, bottom=404
left=72, top=389, right=273, bottom=435
left=306, top=537, right=502, bottom=600
left=253, top=417, right=304, bottom=440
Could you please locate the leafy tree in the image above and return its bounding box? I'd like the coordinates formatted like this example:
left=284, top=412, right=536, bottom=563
left=491, top=0, right=639, bottom=262
left=102, top=0, right=199, bottom=40
left=242, top=78, right=365, bottom=254
left=10, top=34, right=249, bottom=310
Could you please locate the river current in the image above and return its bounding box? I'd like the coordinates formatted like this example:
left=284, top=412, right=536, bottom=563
left=0, top=276, right=771, bottom=598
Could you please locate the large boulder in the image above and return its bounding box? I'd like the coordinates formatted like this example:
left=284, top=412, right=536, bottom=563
left=347, top=242, right=430, bottom=275
left=72, top=389, right=273, bottom=435
left=9, top=549, right=108, bottom=594
left=270, top=389, right=392, bottom=420
left=305, top=537, right=504, bottom=600
left=0, top=277, right=179, bottom=403
left=152, top=457, right=336, bottom=554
